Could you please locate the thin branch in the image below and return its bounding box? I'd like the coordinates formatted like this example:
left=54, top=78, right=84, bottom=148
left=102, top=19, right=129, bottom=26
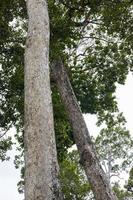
left=0, top=128, right=10, bottom=139
left=110, top=173, right=124, bottom=180
left=82, top=36, right=115, bottom=44
left=0, top=38, right=24, bottom=44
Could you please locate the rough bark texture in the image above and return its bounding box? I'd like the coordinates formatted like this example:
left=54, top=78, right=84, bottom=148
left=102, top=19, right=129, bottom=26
left=24, top=1, right=62, bottom=200
left=51, top=60, right=117, bottom=200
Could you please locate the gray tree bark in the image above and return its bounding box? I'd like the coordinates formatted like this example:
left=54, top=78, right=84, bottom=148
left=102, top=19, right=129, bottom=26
left=51, top=60, right=117, bottom=200
left=24, top=1, right=62, bottom=200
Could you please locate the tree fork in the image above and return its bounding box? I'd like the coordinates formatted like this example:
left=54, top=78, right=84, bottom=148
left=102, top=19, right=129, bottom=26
left=51, top=60, right=117, bottom=200
left=24, top=1, right=63, bottom=199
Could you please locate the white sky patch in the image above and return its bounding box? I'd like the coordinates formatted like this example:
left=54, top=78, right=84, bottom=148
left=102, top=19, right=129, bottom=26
left=0, top=128, right=23, bottom=200
left=84, top=114, right=100, bottom=138
left=116, top=72, right=133, bottom=137
left=0, top=73, right=133, bottom=199
left=0, top=149, right=23, bottom=200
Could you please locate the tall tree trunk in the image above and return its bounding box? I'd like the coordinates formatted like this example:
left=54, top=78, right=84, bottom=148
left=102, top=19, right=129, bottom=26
left=24, top=1, right=62, bottom=200
left=51, top=60, right=117, bottom=200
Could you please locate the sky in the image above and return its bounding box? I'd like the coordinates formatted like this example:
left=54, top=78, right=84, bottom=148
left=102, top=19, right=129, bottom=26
left=0, top=73, right=133, bottom=200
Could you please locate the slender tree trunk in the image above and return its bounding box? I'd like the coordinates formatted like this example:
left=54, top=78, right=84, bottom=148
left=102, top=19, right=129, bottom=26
left=51, top=60, right=117, bottom=200
left=24, top=1, right=62, bottom=199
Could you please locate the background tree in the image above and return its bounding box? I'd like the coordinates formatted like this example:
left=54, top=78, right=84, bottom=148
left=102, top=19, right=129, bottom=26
left=95, top=112, right=133, bottom=184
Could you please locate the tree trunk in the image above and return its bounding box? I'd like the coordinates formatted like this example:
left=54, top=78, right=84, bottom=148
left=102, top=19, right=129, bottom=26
left=24, top=1, right=62, bottom=200
left=51, top=60, right=117, bottom=200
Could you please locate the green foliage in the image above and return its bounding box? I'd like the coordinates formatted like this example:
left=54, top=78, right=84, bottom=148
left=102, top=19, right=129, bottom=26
left=52, top=87, right=74, bottom=161
left=113, top=183, right=132, bottom=200
left=0, top=137, right=13, bottom=161
left=17, top=166, right=24, bottom=194
left=60, top=150, right=91, bottom=200
left=95, top=112, right=133, bottom=182
left=125, top=167, right=133, bottom=194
